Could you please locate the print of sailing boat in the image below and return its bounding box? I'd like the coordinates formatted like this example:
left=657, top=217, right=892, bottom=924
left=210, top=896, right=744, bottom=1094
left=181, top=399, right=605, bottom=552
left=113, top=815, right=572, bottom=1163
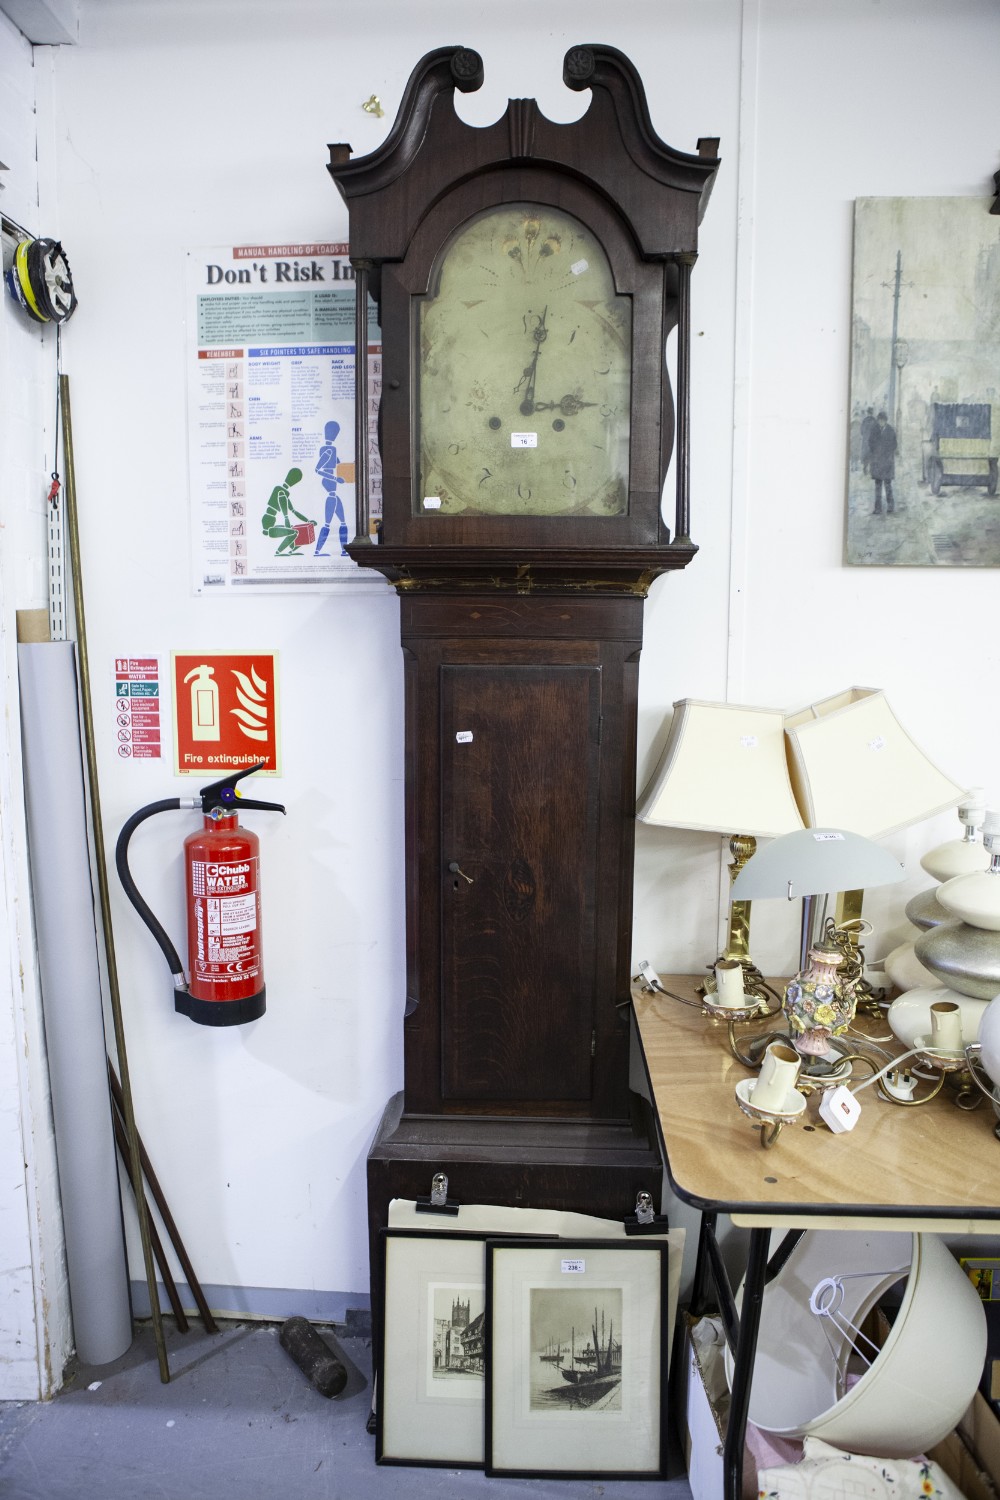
left=560, top=1309, right=621, bottom=1392
left=539, top=1337, right=564, bottom=1365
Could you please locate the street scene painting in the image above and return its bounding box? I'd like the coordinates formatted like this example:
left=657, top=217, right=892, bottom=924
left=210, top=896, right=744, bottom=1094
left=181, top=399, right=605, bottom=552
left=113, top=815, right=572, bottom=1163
left=528, top=1287, right=623, bottom=1411
left=847, top=197, right=1000, bottom=566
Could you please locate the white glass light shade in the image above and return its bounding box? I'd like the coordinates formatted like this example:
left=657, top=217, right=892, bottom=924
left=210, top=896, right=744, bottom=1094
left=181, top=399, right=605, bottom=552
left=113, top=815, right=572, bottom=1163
left=636, top=699, right=805, bottom=836
left=724, top=1230, right=986, bottom=1456
left=729, top=827, right=904, bottom=902
left=785, top=687, right=963, bottom=839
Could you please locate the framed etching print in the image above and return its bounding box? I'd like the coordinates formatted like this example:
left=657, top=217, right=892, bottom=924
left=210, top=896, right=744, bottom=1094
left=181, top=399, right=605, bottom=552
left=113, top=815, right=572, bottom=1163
left=485, top=1238, right=667, bottom=1480
left=378, top=1228, right=491, bottom=1466
left=847, top=196, right=1000, bottom=567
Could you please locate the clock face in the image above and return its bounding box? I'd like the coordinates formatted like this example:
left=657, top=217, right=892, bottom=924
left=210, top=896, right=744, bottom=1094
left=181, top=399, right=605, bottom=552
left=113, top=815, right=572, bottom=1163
left=416, top=204, right=632, bottom=518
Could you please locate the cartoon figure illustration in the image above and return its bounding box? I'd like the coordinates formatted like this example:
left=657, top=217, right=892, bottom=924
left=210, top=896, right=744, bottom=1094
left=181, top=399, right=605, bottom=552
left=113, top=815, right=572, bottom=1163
left=261, top=467, right=313, bottom=555
left=314, top=420, right=349, bottom=557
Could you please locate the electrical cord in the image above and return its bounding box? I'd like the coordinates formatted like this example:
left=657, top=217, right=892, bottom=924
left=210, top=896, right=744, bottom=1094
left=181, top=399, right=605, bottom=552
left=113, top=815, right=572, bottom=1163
left=848, top=1042, right=961, bottom=1096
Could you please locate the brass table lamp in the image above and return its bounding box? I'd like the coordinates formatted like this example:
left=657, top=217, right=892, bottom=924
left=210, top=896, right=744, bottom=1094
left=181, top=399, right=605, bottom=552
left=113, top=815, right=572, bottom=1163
left=637, top=699, right=805, bottom=997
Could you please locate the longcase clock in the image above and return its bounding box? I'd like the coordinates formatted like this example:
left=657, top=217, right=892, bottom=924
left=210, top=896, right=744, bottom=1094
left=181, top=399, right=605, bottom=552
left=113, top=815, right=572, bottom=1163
left=327, top=43, right=718, bottom=1300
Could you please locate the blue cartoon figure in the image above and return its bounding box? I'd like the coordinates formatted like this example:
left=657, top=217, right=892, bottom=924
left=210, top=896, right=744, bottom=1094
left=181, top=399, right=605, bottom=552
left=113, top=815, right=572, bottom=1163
left=314, top=419, right=350, bottom=557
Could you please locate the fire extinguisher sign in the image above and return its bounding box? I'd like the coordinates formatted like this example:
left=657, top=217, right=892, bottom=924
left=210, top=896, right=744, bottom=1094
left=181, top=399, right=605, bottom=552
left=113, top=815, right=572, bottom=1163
left=172, top=652, right=281, bottom=776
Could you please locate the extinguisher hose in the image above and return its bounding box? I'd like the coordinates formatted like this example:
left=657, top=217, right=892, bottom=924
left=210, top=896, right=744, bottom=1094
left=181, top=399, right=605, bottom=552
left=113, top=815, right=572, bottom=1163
left=115, top=800, right=187, bottom=983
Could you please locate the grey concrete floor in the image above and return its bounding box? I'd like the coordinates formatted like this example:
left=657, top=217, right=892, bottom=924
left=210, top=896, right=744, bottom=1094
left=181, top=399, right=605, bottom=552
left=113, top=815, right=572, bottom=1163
left=0, top=1320, right=694, bottom=1500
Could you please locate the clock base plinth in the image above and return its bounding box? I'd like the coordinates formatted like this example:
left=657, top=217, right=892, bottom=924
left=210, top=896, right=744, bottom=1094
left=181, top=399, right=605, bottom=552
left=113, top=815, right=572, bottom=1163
left=366, top=1091, right=663, bottom=1361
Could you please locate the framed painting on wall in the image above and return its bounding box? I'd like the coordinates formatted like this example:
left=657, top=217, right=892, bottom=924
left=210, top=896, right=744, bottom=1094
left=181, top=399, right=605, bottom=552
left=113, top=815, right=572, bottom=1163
left=846, top=196, right=1000, bottom=567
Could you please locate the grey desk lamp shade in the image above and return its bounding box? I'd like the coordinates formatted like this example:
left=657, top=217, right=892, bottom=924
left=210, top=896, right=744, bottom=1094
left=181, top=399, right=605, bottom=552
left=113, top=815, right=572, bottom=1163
left=730, top=827, right=905, bottom=902
left=636, top=699, right=805, bottom=836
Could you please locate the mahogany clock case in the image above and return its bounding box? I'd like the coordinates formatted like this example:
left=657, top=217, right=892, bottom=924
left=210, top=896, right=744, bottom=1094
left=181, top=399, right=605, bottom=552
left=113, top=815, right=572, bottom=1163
left=326, top=45, right=718, bottom=1318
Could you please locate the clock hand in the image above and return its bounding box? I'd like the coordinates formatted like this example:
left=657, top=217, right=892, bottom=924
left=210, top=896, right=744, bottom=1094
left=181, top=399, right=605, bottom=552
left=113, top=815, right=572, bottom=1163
left=517, top=350, right=541, bottom=415
left=532, top=394, right=598, bottom=416
left=514, top=306, right=548, bottom=415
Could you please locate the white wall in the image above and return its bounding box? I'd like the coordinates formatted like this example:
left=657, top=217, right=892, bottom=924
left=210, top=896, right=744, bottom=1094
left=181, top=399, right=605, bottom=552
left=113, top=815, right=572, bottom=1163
left=1, top=0, right=995, bottom=1351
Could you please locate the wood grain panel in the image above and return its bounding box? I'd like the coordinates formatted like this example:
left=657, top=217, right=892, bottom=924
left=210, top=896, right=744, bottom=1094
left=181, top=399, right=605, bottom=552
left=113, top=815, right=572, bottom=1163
left=440, top=664, right=601, bottom=1101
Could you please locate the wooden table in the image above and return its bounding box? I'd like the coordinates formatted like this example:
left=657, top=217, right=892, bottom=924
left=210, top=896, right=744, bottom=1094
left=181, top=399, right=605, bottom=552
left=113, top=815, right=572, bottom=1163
left=632, top=975, right=1000, bottom=1499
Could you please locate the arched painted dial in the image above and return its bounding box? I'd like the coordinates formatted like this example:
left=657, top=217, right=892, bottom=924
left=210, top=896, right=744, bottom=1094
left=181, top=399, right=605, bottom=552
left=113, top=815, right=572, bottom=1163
left=416, top=203, right=631, bottom=517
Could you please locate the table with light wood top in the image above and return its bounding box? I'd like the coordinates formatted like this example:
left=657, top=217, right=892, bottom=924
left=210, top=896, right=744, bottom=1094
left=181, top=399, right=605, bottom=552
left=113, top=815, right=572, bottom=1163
left=631, top=974, right=1000, bottom=1500
left=633, top=974, right=1000, bottom=1231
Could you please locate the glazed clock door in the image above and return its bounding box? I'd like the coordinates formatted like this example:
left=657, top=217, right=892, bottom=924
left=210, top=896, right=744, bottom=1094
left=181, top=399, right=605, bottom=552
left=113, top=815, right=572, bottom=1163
left=417, top=203, right=632, bottom=519
left=439, top=658, right=602, bottom=1110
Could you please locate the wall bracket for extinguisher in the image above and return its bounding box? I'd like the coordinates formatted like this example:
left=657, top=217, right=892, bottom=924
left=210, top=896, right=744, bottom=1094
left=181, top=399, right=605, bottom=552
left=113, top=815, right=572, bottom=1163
left=115, top=764, right=285, bottom=1027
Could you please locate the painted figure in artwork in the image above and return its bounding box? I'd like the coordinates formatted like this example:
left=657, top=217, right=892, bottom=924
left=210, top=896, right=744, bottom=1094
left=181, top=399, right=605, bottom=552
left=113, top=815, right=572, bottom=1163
left=314, top=420, right=349, bottom=557
left=261, top=467, right=312, bottom=555
left=869, top=411, right=897, bottom=515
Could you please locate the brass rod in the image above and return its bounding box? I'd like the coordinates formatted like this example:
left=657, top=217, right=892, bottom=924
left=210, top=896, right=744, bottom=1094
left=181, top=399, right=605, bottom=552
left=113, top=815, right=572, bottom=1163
left=111, top=1107, right=189, bottom=1332
left=108, top=1062, right=219, bottom=1335
left=60, top=376, right=170, bottom=1383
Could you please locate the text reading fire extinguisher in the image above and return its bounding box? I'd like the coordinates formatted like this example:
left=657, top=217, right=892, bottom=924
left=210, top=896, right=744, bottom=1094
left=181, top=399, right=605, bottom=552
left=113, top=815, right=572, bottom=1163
left=116, top=764, right=285, bottom=1026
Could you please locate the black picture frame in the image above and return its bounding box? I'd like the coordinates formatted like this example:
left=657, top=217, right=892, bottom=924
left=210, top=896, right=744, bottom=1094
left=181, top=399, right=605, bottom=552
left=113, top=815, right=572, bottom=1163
left=377, top=1225, right=557, bottom=1468
left=377, top=1226, right=492, bottom=1467
left=484, top=1236, right=668, bottom=1480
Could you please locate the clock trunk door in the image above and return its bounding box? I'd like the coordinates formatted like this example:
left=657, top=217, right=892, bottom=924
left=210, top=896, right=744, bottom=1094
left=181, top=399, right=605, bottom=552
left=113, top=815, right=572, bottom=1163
left=440, top=662, right=601, bottom=1107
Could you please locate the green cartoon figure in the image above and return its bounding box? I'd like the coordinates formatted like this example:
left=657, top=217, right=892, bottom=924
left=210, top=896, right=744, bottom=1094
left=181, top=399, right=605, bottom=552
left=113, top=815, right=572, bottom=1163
left=261, top=467, right=313, bottom=555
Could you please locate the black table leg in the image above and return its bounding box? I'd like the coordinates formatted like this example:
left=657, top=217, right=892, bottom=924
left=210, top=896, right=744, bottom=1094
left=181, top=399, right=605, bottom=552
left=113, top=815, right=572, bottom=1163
left=722, top=1226, right=770, bottom=1500
left=690, top=1210, right=718, bottom=1318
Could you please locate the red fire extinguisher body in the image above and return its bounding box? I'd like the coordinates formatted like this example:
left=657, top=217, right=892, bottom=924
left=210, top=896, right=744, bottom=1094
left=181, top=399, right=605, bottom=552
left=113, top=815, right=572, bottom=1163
left=180, top=811, right=266, bottom=1025
left=116, top=764, right=283, bottom=1028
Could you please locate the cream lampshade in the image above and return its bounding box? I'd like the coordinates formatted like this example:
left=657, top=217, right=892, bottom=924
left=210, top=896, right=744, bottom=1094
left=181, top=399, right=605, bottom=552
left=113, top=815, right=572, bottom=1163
left=636, top=700, right=805, bottom=986
left=723, top=1229, right=986, bottom=1457
left=638, top=689, right=962, bottom=995
left=784, top=687, right=963, bottom=839
left=783, top=686, right=963, bottom=940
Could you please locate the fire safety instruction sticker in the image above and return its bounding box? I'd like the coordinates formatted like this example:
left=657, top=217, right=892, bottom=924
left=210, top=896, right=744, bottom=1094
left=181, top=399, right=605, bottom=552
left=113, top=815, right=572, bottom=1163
left=172, top=651, right=281, bottom=776
left=114, top=656, right=162, bottom=760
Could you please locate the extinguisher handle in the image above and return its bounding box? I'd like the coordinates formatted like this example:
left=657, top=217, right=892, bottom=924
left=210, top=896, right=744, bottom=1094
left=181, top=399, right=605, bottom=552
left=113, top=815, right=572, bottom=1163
left=230, top=797, right=286, bottom=814
left=198, top=763, right=285, bottom=817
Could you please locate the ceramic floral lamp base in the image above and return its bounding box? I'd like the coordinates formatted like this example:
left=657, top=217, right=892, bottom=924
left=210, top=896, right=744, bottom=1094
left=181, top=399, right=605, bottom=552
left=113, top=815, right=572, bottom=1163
left=783, top=942, right=856, bottom=1056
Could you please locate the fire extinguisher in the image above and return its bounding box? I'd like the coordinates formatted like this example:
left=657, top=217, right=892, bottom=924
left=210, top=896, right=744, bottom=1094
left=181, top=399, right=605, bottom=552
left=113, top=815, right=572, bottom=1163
left=116, top=764, right=285, bottom=1026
